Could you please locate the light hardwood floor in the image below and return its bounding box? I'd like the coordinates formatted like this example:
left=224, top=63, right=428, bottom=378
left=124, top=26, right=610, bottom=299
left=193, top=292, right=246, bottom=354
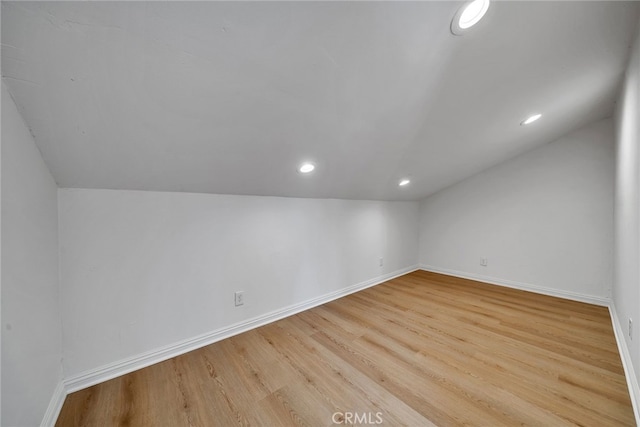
left=56, top=271, right=634, bottom=426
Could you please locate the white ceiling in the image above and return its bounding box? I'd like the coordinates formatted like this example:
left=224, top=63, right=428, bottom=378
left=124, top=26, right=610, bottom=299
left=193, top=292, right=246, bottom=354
left=2, top=1, right=639, bottom=201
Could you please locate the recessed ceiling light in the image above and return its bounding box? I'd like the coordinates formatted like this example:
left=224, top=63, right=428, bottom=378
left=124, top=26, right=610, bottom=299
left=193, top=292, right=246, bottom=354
left=521, top=113, right=542, bottom=125
left=451, top=0, right=490, bottom=35
left=298, top=162, right=315, bottom=174
left=399, top=179, right=411, bottom=187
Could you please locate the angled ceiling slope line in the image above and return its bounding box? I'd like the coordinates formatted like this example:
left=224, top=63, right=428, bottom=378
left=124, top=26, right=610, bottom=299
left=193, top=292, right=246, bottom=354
left=2, top=1, right=639, bottom=201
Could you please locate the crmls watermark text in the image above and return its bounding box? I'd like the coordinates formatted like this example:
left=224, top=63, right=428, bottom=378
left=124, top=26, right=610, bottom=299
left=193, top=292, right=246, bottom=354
left=332, top=411, right=384, bottom=425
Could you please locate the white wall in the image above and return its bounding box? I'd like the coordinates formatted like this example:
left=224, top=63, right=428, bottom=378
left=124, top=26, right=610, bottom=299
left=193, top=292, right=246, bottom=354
left=1, top=82, right=62, bottom=426
left=59, top=189, right=419, bottom=378
left=614, top=23, right=640, bottom=388
left=419, top=118, right=614, bottom=303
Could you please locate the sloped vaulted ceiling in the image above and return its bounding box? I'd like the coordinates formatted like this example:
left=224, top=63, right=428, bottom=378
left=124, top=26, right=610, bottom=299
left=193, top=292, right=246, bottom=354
left=2, top=1, right=639, bottom=201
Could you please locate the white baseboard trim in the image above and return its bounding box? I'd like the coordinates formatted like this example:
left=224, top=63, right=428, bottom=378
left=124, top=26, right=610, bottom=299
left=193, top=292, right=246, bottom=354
left=419, top=264, right=610, bottom=307
left=64, top=265, right=419, bottom=394
left=608, top=303, right=640, bottom=424
left=41, top=380, right=66, bottom=427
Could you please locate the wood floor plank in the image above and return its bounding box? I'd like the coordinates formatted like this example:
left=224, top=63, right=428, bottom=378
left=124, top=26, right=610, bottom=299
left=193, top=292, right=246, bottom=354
left=55, top=271, right=635, bottom=426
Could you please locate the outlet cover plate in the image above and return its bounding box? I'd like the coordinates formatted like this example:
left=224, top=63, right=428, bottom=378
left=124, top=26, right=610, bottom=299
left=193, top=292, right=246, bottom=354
left=235, top=291, right=244, bottom=307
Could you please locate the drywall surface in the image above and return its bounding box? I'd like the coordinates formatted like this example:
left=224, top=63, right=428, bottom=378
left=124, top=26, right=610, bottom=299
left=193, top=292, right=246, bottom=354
left=614, top=24, right=640, bottom=386
left=3, top=2, right=638, bottom=201
left=419, top=118, right=614, bottom=301
left=59, top=189, right=418, bottom=377
left=1, top=81, right=62, bottom=426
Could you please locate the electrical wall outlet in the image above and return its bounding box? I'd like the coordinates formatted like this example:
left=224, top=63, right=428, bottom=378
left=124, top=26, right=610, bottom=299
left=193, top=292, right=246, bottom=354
left=235, top=291, right=244, bottom=307
left=379, top=257, right=384, bottom=267
left=480, top=258, right=488, bottom=267
left=629, top=318, right=633, bottom=340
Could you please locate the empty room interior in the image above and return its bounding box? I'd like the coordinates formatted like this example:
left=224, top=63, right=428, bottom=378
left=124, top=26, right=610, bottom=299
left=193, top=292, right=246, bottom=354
left=3, top=1, right=640, bottom=426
